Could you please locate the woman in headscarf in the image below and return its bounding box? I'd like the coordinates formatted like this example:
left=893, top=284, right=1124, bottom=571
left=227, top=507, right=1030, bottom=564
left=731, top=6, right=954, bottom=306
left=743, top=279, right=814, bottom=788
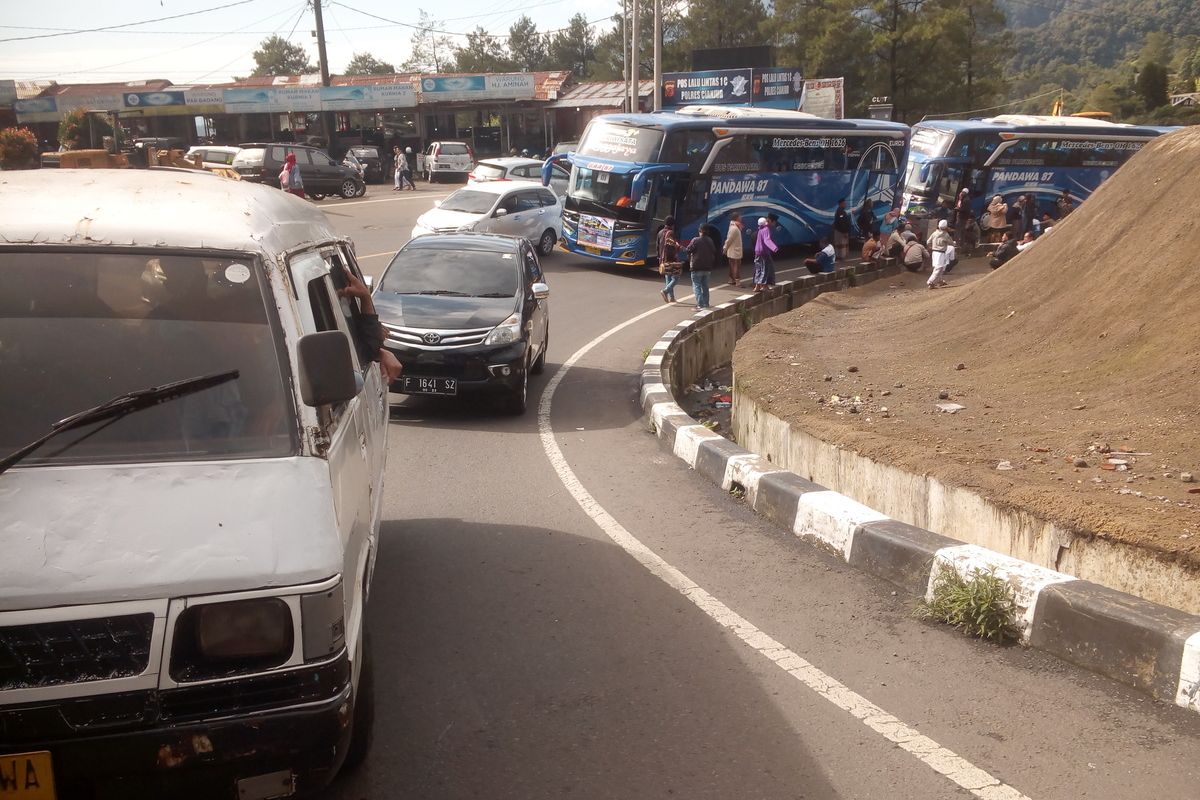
left=985, top=194, right=1007, bottom=243
left=752, top=216, right=778, bottom=292
left=279, top=152, right=305, bottom=199
left=723, top=212, right=744, bottom=287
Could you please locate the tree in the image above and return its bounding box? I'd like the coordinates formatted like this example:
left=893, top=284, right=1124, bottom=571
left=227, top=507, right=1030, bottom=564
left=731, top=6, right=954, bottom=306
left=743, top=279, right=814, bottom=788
left=344, top=52, right=396, bottom=75
left=250, top=35, right=313, bottom=77
left=452, top=27, right=515, bottom=72
left=1135, top=62, right=1170, bottom=109
left=547, top=14, right=596, bottom=77
left=508, top=16, right=548, bottom=72
left=677, top=0, right=764, bottom=53
left=402, top=11, right=455, bottom=72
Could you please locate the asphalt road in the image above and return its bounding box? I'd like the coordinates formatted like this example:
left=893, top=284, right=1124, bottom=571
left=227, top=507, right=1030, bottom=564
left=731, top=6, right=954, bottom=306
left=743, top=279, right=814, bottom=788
left=315, top=186, right=1200, bottom=800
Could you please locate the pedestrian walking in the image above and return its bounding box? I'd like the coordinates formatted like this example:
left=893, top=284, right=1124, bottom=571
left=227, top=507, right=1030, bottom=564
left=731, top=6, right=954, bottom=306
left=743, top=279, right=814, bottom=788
left=752, top=216, right=778, bottom=291
left=684, top=223, right=717, bottom=310
left=832, top=198, right=851, bottom=260
left=279, top=152, right=305, bottom=199
left=926, top=219, right=953, bottom=289
left=954, top=189, right=972, bottom=240
left=657, top=216, right=681, bottom=304
left=402, top=147, right=416, bottom=190
left=723, top=212, right=744, bottom=287
left=392, top=146, right=403, bottom=191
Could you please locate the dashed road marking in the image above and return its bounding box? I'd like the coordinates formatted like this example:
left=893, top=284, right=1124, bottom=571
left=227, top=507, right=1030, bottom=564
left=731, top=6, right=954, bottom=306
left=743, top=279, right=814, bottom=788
left=536, top=300, right=1032, bottom=800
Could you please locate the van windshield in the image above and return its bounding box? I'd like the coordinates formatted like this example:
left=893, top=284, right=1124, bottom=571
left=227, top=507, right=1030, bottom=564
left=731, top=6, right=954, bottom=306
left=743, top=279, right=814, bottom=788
left=0, top=251, right=296, bottom=467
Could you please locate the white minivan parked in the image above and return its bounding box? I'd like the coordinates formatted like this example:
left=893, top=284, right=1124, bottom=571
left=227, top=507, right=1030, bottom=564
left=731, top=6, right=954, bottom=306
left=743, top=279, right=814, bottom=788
left=411, top=182, right=563, bottom=256
left=0, top=170, right=387, bottom=799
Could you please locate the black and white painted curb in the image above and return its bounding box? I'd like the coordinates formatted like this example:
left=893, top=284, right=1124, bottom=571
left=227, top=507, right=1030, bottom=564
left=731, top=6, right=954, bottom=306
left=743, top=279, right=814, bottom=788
left=640, top=267, right=1200, bottom=714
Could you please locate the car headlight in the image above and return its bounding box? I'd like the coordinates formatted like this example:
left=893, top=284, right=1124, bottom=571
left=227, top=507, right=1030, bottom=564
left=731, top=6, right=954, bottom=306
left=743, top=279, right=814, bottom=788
left=483, top=312, right=522, bottom=346
left=456, top=222, right=477, bottom=232
left=171, top=598, right=293, bottom=681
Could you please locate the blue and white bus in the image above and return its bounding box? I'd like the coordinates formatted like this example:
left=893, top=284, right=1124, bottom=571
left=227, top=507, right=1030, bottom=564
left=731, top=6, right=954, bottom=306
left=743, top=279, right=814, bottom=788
left=544, top=106, right=910, bottom=266
left=900, top=115, right=1171, bottom=222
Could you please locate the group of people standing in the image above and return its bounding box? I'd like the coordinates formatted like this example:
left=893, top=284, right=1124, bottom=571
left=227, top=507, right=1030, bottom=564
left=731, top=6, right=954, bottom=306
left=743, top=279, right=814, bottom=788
left=656, top=214, right=782, bottom=309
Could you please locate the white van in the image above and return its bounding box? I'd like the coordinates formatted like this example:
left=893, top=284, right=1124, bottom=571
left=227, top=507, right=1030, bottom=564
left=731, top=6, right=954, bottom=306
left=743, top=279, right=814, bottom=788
left=422, top=140, right=474, bottom=182
left=0, top=169, right=387, bottom=798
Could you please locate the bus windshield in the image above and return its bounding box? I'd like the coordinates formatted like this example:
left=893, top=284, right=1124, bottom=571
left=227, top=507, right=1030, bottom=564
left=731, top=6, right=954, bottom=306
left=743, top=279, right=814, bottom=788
left=903, top=158, right=941, bottom=197
left=569, top=166, right=635, bottom=207
left=577, top=122, right=664, bottom=162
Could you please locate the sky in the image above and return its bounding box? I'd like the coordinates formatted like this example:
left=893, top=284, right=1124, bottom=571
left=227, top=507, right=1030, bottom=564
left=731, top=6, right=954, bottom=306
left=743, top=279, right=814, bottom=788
left=0, top=0, right=621, bottom=86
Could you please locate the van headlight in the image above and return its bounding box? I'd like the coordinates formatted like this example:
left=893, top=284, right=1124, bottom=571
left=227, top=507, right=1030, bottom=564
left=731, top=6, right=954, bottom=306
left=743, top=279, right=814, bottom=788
left=171, top=598, right=293, bottom=681
left=483, top=312, right=522, bottom=345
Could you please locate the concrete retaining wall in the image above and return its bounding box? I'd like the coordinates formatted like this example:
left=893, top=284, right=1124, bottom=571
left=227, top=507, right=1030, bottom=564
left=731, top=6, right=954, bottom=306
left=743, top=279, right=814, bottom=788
left=640, top=258, right=1200, bottom=715
left=732, top=395, right=1200, bottom=615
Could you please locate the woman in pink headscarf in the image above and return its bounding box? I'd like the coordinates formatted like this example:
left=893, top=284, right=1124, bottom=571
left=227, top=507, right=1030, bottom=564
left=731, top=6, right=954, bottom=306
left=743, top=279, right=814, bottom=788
left=278, top=152, right=305, bottom=199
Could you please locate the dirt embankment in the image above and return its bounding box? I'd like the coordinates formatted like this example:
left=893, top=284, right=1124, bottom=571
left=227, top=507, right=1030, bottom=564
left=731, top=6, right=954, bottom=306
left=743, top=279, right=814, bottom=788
left=733, top=127, right=1200, bottom=565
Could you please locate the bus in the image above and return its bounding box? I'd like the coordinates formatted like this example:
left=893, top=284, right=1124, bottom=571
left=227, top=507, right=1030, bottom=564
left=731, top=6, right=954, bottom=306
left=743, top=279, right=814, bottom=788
left=543, top=106, right=910, bottom=267
left=900, top=115, right=1171, bottom=223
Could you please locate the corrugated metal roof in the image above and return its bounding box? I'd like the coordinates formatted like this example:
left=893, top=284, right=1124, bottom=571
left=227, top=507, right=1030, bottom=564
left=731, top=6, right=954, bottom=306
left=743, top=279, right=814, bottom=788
left=547, top=80, right=654, bottom=108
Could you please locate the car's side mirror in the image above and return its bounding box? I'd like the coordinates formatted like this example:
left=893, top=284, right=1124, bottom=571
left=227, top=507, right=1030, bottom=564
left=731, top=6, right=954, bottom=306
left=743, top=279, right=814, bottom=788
left=298, top=331, right=358, bottom=407
left=494, top=208, right=508, bottom=217
left=531, top=281, right=550, bottom=300
left=433, top=200, right=441, bottom=208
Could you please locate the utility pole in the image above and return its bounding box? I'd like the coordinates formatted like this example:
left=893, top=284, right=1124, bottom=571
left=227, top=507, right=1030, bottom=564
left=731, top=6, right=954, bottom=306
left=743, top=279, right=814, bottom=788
left=631, top=0, right=640, bottom=113
left=621, top=1, right=629, bottom=112
left=652, top=0, right=661, bottom=112
left=311, top=0, right=335, bottom=154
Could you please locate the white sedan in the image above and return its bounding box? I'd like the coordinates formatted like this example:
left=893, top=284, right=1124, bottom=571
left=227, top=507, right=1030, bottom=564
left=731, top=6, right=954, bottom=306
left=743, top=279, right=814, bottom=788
left=411, top=182, right=563, bottom=256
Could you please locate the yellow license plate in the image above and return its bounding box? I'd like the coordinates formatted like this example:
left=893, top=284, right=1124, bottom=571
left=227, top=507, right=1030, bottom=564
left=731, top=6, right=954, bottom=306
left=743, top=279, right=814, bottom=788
left=583, top=245, right=602, bottom=255
left=0, top=752, right=56, bottom=799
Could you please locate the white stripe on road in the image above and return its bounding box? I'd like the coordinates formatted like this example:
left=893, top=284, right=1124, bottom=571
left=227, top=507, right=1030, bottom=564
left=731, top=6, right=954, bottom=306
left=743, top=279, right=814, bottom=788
left=323, top=192, right=448, bottom=210
left=537, top=300, right=1032, bottom=800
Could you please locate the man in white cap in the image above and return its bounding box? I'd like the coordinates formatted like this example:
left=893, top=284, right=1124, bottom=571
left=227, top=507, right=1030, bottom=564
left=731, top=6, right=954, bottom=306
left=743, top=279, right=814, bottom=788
left=926, top=218, right=953, bottom=289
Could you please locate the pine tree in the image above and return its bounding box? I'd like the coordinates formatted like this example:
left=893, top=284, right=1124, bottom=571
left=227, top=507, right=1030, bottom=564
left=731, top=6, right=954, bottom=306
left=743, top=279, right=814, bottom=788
left=508, top=17, right=549, bottom=72
left=250, top=35, right=314, bottom=77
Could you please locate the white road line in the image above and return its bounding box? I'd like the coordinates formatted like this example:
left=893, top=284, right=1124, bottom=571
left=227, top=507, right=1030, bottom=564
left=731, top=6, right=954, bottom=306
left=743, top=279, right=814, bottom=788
left=536, top=303, right=1032, bottom=800
left=358, top=251, right=395, bottom=260
left=325, top=192, right=448, bottom=209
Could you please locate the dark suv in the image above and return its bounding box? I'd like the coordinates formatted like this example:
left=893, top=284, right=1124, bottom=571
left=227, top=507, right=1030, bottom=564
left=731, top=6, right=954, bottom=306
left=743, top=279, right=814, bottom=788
left=373, top=233, right=550, bottom=414
left=231, top=143, right=365, bottom=199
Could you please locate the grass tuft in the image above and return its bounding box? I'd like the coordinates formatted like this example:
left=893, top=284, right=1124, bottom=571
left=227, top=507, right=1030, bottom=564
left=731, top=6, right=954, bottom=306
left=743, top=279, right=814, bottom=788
left=917, top=566, right=1020, bottom=644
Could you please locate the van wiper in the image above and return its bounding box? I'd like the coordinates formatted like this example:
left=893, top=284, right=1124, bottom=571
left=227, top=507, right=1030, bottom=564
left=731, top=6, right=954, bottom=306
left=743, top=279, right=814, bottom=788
left=412, top=290, right=470, bottom=296
left=0, top=370, right=239, bottom=476
left=473, top=292, right=515, bottom=298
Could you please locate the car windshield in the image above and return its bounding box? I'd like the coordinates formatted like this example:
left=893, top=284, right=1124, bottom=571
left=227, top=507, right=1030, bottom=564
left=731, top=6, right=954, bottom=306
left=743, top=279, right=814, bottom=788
left=439, top=189, right=498, bottom=214
left=350, top=147, right=378, bottom=158
left=233, top=147, right=265, bottom=166
left=0, top=251, right=296, bottom=466
left=381, top=247, right=519, bottom=298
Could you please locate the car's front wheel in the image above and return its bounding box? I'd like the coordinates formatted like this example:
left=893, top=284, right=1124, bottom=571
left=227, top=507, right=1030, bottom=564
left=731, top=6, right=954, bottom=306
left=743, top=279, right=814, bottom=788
left=502, top=358, right=529, bottom=415
left=341, top=179, right=360, bottom=199
left=354, top=182, right=366, bottom=197
left=538, top=229, right=557, bottom=256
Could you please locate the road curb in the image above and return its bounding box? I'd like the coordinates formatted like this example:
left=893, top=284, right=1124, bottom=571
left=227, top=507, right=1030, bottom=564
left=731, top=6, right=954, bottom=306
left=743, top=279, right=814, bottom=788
left=639, top=261, right=1200, bottom=715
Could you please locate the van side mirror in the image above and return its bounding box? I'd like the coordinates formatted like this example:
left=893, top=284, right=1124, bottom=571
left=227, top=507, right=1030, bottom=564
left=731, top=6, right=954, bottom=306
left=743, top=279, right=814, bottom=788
left=298, top=331, right=358, bottom=407
left=494, top=207, right=508, bottom=217
left=531, top=281, right=550, bottom=300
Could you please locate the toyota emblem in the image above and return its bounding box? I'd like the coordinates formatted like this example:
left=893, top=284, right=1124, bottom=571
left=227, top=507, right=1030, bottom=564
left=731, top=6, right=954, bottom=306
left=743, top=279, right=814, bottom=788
left=422, top=332, right=442, bottom=344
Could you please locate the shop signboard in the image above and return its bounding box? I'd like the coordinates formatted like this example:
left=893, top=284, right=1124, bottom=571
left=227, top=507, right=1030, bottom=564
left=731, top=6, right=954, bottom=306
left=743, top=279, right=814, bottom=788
left=223, top=86, right=322, bottom=114
left=14, top=96, right=57, bottom=123
left=123, top=90, right=186, bottom=109
left=419, top=74, right=534, bottom=102
left=320, top=84, right=416, bottom=110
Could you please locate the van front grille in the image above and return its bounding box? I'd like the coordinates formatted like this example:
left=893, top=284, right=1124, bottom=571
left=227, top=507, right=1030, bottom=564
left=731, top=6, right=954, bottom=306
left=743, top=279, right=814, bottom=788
left=0, top=614, right=154, bottom=690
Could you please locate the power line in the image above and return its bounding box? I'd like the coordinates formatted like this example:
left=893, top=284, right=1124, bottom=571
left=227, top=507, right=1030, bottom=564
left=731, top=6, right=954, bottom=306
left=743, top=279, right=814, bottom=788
left=331, top=1, right=605, bottom=41
left=13, top=3, right=303, bottom=82
left=0, top=0, right=258, bottom=44
left=921, top=86, right=1066, bottom=120
left=187, top=3, right=310, bottom=82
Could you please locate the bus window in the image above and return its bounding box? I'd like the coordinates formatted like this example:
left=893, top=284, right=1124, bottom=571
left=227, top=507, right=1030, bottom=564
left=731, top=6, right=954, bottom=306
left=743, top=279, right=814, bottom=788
left=937, top=165, right=963, bottom=200
left=661, top=130, right=716, bottom=170
left=711, top=135, right=757, bottom=174
left=676, top=178, right=710, bottom=236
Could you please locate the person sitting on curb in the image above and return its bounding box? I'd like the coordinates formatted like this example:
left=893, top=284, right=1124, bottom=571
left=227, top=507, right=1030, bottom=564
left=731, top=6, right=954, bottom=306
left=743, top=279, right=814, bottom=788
left=989, top=231, right=1019, bottom=269
left=901, top=231, right=928, bottom=272
left=861, top=230, right=880, bottom=264
left=1016, top=231, right=1037, bottom=253
left=805, top=238, right=836, bottom=275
